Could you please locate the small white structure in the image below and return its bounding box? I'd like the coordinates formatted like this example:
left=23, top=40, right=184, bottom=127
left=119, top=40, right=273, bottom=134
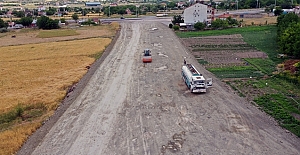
left=183, top=3, right=207, bottom=24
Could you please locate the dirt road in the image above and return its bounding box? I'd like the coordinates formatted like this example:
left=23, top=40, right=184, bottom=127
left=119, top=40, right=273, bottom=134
left=18, top=21, right=300, bottom=155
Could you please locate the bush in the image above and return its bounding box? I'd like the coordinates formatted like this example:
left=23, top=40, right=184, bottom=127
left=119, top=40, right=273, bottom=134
left=173, top=25, right=179, bottom=31
left=194, top=22, right=205, bottom=30
left=0, top=28, right=8, bottom=33
left=169, top=23, right=173, bottom=28
left=60, top=18, right=66, bottom=23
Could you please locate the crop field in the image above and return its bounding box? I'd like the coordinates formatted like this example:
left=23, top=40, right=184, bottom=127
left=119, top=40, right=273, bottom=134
left=178, top=24, right=300, bottom=137
left=181, top=34, right=268, bottom=73
left=0, top=23, right=119, bottom=154
left=37, top=29, right=79, bottom=38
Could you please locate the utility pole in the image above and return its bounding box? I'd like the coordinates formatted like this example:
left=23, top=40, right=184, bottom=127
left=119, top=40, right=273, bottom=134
left=136, top=4, right=139, bottom=18
left=236, top=0, right=238, bottom=10
left=109, top=0, right=111, bottom=17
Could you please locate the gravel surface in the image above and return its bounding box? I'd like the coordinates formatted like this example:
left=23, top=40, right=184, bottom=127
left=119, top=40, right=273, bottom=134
left=18, top=20, right=300, bottom=155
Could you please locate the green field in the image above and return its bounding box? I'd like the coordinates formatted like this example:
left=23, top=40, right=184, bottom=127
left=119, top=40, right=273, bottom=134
left=177, top=25, right=300, bottom=137
left=208, top=66, right=263, bottom=78
left=244, top=58, right=276, bottom=75
left=177, top=25, right=279, bottom=62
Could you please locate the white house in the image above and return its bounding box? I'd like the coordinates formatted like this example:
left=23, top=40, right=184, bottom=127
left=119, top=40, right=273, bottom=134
left=183, top=3, right=207, bottom=24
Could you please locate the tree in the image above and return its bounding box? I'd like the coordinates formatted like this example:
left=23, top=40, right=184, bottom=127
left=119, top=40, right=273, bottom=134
left=19, top=17, right=33, bottom=27
left=117, top=8, right=126, bottom=15
left=173, top=25, right=179, bottom=31
left=60, top=18, right=66, bottom=23
left=226, top=16, right=239, bottom=26
left=278, top=22, right=300, bottom=58
left=82, top=9, right=88, bottom=16
left=37, top=16, right=59, bottom=29
left=72, top=14, right=79, bottom=22
left=172, top=15, right=184, bottom=25
left=194, top=22, right=205, bottom=30
left=211, top=19, right=228, bottom=29
left=12, top=11, right=25, bottom=18
left=0, top=18, right=7, bottom=28
left=277, top=13, right=300, bottom=40
left=274, top=7, right=283, bottom=16
left=167, top=2, right=176, bottom=8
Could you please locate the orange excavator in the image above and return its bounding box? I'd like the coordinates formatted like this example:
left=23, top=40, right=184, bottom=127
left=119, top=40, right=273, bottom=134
left=142, top=49, right=152, bottom=63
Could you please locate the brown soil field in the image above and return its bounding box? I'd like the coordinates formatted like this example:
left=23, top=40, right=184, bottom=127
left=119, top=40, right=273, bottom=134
left=181, top=34, right=267, bottom=68
left=0, top=23, right=119, bottom=155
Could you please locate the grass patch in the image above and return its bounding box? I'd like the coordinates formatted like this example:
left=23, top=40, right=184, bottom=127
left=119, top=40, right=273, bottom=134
left=240, top=26, right=280, bottom=63
left=37, top=29, right=79, bottom=38
left=197, top=59, right=208, bottom=65
left=244, top=58, right=276, bottom=75
left=254, top=94, right=300, bottom=137
left=190, top=44, right=254, bottom=49
left=19, top=28, right=38, bottom=33
left=225, top=81, right=246, bottom=97
left=208, top=66, right=264, bottom=78
left=254, top=77, right=300, bottom=97
left=176, top=25, right=274, bottom=38
left=0, top=103, right=47, bottom=132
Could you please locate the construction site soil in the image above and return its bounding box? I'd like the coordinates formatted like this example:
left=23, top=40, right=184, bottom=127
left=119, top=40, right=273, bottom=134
left=17, top=21, right=300, bottom=155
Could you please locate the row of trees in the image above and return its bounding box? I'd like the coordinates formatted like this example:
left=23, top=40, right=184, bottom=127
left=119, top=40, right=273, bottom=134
left=277, top=13, right=300, bottom=58
left=0, top=17, right=32, bottom=28
left=171, top=15, right=240, bottom=30
left=0, top=0, right=298, bottom=18
left=0, top=15, right=60, bottom=30
left=211, top=0, right=297, bottom=10
left=0, top=18, right=7, bottom=28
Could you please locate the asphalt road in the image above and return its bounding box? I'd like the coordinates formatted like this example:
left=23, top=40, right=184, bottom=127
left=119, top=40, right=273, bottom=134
left=19, top=20, right=300, bottom=155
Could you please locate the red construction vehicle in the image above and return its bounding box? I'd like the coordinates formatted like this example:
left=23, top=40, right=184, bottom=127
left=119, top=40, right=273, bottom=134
left=142, top=49, right=152, bottom=63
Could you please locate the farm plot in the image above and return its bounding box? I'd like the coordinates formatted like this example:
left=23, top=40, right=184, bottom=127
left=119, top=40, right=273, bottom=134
left=181, top=34, right=268, bottom=77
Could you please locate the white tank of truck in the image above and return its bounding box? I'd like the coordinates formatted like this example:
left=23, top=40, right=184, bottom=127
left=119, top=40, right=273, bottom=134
left=181, top=63, right=207, bottom=93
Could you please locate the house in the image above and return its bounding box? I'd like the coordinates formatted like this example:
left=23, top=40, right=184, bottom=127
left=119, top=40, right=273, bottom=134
left=126, top=8, right=131, bottom=14
left=183, top=2, right=207, bottom=24
left=31, top=19, right=37, bottom=28
left=85, top=2, right=101, bottom=7
left=217, top=13, right=232, bottom=20
left=177, top=1, right=186, bottom=9
left=110, top=3, right=118, bottom=7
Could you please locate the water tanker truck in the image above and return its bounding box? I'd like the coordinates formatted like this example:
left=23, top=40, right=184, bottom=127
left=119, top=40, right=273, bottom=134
left=182, top=63, right=208, bottom=93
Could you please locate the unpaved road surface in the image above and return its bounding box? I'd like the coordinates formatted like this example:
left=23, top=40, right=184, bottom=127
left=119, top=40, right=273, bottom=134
left=18, top=20, right=300, bottom=155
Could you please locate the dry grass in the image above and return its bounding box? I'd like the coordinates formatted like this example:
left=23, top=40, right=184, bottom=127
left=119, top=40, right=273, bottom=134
left=0, top=38, right=111, bottom=112
left=37, top=29, right=79, bottom=38
left=0, top=122, right=41, bottom=155
left=0, top=37, right=112, bottom=154
left=237, top=15, right=278, bottom=26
